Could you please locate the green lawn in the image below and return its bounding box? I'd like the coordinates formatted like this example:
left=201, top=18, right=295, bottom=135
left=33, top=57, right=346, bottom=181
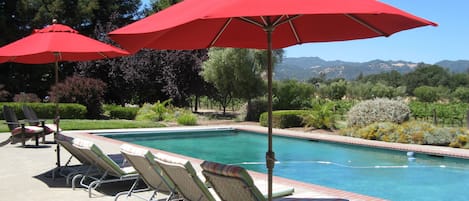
left=0, top=119, right=165, bottom=133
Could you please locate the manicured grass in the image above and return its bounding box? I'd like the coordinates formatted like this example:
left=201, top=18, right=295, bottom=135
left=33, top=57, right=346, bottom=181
left=0, top=119, right=165, bottom=133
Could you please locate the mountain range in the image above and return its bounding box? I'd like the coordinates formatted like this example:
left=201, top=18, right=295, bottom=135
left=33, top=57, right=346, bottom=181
left=274, top=57, right=469, bottom=81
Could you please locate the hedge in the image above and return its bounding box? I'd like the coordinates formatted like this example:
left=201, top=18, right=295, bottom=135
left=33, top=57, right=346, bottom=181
left=107, top=106, right=139, bottom=120
left=259, top=110, right=310, bottom=128
left=0, top=102, right=86, bottom=120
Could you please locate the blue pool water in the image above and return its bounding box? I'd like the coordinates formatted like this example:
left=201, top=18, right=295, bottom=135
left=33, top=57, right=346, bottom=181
left=101, top=129, right=469, bottom=201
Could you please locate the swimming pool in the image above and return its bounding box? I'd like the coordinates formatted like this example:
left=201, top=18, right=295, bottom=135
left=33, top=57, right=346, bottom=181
left=100, top=128, right=469, bottom=201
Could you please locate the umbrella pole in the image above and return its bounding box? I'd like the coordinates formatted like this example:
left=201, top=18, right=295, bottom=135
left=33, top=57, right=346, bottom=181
left=54, top=60, right=61, bottom=168
left=266, top=27, right=275, bottom=201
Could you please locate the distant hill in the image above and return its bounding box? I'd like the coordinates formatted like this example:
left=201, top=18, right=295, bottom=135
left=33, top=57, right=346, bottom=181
left=274, top=57, right=469, bottom=81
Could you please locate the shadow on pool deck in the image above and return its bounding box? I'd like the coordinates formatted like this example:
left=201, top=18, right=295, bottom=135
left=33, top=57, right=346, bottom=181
left=33, top=167, right=148, bottom=197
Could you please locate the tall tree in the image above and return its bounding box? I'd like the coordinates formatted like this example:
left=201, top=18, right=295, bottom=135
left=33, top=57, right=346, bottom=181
left=202, top=48, right=279, bottom=114
left=202, top=48, right=237, bottom=114
left=0, top=0, right=142, bottom=102
left=403, top=64, right=450, bottom=95
left=76, top=19, right=209, bottom=106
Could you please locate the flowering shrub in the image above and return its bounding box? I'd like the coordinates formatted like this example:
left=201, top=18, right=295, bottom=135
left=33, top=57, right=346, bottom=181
left=347, top=98, right=410, bottom=127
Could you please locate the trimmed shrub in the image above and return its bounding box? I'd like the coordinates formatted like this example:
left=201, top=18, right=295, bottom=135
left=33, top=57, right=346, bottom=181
left=347, top=98, right=410, bottom=128
left=58, top=103, right=87, bottom=119
left=0, top=102, right=86, bottom=119
left=259, top=110, right=309, bottom=128
left=108, top=106, right=139, bottom=120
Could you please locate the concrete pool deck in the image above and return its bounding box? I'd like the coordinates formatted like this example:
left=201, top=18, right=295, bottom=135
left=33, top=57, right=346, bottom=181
left=1, top=124, right=468, bottom=201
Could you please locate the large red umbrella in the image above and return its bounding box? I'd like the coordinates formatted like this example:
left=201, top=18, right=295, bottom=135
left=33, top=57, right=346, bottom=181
left=109, top=0, right=436, bottom=199
left=0, top=22, right=129, bottom=168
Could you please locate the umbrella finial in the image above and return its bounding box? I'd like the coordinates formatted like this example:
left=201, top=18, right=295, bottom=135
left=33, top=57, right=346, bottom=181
left=52, top=19, right=58, bottom=24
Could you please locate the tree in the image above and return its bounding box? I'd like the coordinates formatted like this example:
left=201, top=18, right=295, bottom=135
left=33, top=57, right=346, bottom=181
left=0, top=0, right=142, bottom=102
left=151, top=0, right=181, bottom=12
left=404, top=64, right=450, bottom=95
left=202, top=48, right=237, bottom=115
left=359, top=70, right=403, bottom=87
left=413, top=86, right=445, bottom=102
left=203, top=48, right=276, bottom=114
left=49, top=75, right=106, bottom=118
left=0, top=84, right=10, bottom=101
left=346, top=82, right=373, bottom=100
left=318, top=80, right=346, bottom=100
left=273, top=80, right=314, bottom=110
left=452, top=87, right=469, bottom=103
left=75, top=18, right=209, bottom=107
left=448, top=73, right=469, bottom=90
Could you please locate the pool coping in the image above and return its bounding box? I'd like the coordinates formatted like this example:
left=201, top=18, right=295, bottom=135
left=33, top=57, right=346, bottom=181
left=233, top=125, right=469, bottom=160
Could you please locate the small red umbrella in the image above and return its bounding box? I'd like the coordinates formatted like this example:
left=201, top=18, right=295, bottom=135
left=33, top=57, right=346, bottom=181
left=0, top=23, right=129, bottom=63
left=109, top=0, right=436, bottom=199
left=0, top=22, right=129, bottom=168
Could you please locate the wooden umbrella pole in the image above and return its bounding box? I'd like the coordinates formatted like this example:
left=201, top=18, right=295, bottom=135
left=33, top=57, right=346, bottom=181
left=54, top=58, right=60, bottom=168
left=265, top=25, right=275, bottom=201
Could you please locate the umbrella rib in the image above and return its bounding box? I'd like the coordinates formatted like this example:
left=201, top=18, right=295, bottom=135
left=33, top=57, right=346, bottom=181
left=345, top=14, right=389, bottom=36
left=210, top=18, right=233, bottom=47
left=98, top=52, right=109, bottom=59
left=288, top=19, right=301, bottom=44
left=273, top=15, right=301, bottom=27
left=239, top=17, right=265, bottom=28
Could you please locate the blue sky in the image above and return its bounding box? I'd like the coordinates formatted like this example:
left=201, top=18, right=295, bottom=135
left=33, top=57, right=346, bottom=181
left=141, top=0, right=468, bottom=63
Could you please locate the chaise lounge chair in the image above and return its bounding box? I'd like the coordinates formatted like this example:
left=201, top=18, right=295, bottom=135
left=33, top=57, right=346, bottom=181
left=153, top=152, right=218, bottom=201
left=56, top=134, right=128, bottom=184
left=71, top=138, right=139, bottom=198
left=117, top=144, right=179, bottom=201
left=1, top=105, right=52, bottom=146
left=201, top=161, right=294, bottom=201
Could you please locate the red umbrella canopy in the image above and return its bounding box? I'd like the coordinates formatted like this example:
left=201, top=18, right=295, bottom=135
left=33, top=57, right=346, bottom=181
left=109, top=1, right=436, bottom=200
left=0, top=23, right=129, bottom=64
left=109, top=0, right=437, bottom=52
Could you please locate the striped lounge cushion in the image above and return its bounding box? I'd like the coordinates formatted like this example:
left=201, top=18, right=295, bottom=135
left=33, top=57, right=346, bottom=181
left=200, top=161, right=254, bottom=185
left=11, top=126, right=44, bottom=136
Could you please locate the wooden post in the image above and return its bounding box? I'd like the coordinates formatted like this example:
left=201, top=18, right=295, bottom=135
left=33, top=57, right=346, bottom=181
left=433, top=108, right=437, bottom=125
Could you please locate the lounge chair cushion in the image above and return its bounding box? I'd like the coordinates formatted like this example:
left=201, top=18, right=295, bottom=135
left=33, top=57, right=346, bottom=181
left=73, top=138, right=129, bottom=176
left=120, top=143, right=149, bottom=156
left=120, top=143, right=175, bottom=192
left=57, top=134, right=73, bottom=143
left=11, top=126, right=44, bottom=136
left=44, top=123, right=61, bottom=133
left=154, top=153, right=216, bottom=201
left=201, top=161, right=294, bottom=200
left=153, top=152, right=202, bottom=180
left=201, top=161, right=255, bottom=185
